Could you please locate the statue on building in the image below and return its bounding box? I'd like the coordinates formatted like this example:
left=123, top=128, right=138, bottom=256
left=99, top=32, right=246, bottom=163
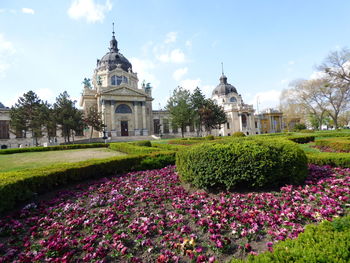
left=82, top=78, right=92, bottom=89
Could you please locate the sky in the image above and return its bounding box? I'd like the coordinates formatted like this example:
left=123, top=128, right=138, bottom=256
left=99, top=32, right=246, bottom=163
left=1, top=0, right=350, bottom=112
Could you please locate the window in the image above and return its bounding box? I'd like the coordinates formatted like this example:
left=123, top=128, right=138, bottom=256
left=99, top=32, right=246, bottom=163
left=227, top=122, right=230, bottom=129
left=111, top=75, right=124, bottom=85
left=0, top=121, right=9, bottom=139
left=116, top=104, right=132, bottom=114
left=163, top=119, right=169, bottom=134
left=230, top=97, right=237, bottom=102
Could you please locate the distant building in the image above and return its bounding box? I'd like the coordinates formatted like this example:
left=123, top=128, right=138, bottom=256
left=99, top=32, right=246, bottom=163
left=211, top=73, right=256, bottom=136
left=255, top=108, right=283, bottom=134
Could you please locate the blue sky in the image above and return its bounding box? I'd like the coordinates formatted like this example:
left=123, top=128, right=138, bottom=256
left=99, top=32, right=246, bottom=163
left=1, top=0, right=350, bottom=111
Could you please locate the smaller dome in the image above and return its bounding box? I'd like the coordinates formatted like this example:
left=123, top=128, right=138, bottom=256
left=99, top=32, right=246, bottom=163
left=0, top=102, right=5, bottom=108
left=212, top=74, right=237, bottom=96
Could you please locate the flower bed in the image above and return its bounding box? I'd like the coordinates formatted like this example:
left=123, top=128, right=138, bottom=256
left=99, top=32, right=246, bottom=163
left=0, top=165, right=349, bottom=262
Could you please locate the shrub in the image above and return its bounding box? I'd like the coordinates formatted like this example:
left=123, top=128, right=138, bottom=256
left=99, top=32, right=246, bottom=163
left=231, top=215, right=350, bottom=262
left=176, top=139, right=308, bottom=190
left=293, top=123, right=307, bottom=131
left=299, top=129, right=315, bottom=133
left=151, top=142, right=188, bottom=151
left=307, top=152, right=350, bottom=168
left=0, top=143, right=108, bottom=155
left=109, top=142, right=160, bottom=154
left=129, top=140, right=152, bottom=147
left=314, top=132, right=350, bottom=138
left=287, top=135, right=315, bottom=144
left=205, top=135, right=215, bottom=140
left=232, top=131, right=246, bottom=137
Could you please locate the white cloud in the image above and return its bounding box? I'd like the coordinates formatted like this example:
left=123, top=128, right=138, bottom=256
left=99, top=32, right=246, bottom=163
left=67, top=0, right=112, bottom=23
left=21, top=8, right=35, bottom=14
left=130, top=57, right=160, bottom=90
left=249, top=89, right=281, bottom=112
left=180, top=78, right=201, bottom=92
left=185, top=40, right=192, bottom=48
left=172, top=67, right=188, bottom=81
left=0, top=34, right=16, bottom=78
left=164, top=32, right=177, bottom=44
left=288, top=60, right=295, bottom=65
left=157, top=48, right=186, bottom=63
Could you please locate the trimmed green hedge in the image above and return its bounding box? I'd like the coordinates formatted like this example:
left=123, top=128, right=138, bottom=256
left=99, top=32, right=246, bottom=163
left=314, top=132, right=350, bottom=138
left=287, top=135, right=315, bottom=144
left=0, top=143, right=108, bottom=155
left=231, top=215, right=350, bottom=263
left=307, top=152, right=350, bottom=168
left=109, top=142, right=161, bottom=154
left=0, top=151, right=176, bottom=212
left=232, top=131, right=246, bottom=137
left=129, top=140, right=152, bottom=147
left=151, top=142, right=188, bottom=151
left=176, top=139, right=308, bottom=190
left=315, top=138, right=350, bottom=152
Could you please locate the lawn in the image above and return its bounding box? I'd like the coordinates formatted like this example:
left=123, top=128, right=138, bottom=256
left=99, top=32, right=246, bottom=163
left=0, top=165, right=349, bottom=262
left=0, top=148, right=126, bottom=172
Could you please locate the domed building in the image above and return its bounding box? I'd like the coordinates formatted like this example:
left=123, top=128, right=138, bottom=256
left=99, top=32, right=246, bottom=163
left=211, top=73, right=257, bottom=136
left=80, top=29, right=153, bottom=137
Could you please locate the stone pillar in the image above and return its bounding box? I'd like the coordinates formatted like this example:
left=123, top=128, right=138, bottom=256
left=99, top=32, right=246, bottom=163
left=134, top=102, right=138, bottom=129
left=142, top=102, right=147, bottom=129
left=160, top=117, right=164, bottom=134
left=239, top=114, right=243, bottom=131
left=111, top=101, right=116, bottom=131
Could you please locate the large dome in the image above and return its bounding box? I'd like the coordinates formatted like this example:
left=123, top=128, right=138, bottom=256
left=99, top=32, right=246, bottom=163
left=212, top=74, right=237, bottom=96
left=96, top=34, right=132, bottom=72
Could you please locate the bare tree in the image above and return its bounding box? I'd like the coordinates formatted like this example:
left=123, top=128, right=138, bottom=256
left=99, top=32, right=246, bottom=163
left=317, top=48, right=350, bottom=128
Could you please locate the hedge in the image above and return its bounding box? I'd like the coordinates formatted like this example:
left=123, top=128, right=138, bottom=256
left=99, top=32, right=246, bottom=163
left=176, top=139, right=308, bottom=190
left=231, top=214, right=350, bottom=263
left=109, top=142, right=161, bottom=154
left=314, top=132, right=350, bottom=138
left=0, top=151, right=176, bottom=213
left=151, top=142, right=188, bottom=151
left=287, top=135, right=315, bottom=144
left=129, top=140, right=152, bottom=147
left=0, top=143, right=109, bottom=154
left=315, top=138, right=350, bottom=152
left=307, top=152, right=350, bottom=168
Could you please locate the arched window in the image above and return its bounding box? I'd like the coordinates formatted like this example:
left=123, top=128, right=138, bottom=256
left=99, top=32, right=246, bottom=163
left=111, top=75, right=123, bottom=85
left=230, top=97, right=237, bottom=102
left=116, top=104, right=132, bottom=114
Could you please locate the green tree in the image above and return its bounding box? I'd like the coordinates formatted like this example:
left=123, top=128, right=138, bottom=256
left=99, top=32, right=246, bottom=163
left=166, top=87, right=193, bottom=138
left=54, top=91, right=83, bottom=143
left=84, top=106, right=105, bottom=139
left=199, top=99, right=227, bottom=134
left=10, top=91, right=45, bottom=145
left=190, top=87, right=206, bottom=136
left=40, top=102, right=57, bottom=142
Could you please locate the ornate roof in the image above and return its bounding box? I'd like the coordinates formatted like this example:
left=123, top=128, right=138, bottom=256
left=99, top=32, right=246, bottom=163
left=212, top=74, right=237, bottom=96
left=96, top=31, right=132, bottom=72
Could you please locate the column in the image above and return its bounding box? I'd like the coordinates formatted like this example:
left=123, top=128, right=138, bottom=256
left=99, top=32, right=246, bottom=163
left=239, top=114, right=243, bottom=131
left=142, top=102, right=147, bottom=129
left=134, top=102, right=138, bottom=129
left=111, top=101, right=115, bottom=131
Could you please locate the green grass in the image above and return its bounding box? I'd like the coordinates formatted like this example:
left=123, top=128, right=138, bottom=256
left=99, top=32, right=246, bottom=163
left=0, top=148, right=126, bottom=173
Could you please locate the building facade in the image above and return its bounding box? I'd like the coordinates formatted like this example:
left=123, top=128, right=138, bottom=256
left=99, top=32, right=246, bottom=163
left=211, top=74, right=257, bottom=136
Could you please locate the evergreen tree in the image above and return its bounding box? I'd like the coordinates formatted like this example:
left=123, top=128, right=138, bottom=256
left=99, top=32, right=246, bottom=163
left=166, top=87, right=193, bottom=138
left=10, top=91, right=44, bottom=145
left=84, top=106, right=105, bottom=139
left=199, top=99, right=227, bottom=134
left=54, top=91, right=83, bottom=143
left=190, top=87, right=206, bottom=136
